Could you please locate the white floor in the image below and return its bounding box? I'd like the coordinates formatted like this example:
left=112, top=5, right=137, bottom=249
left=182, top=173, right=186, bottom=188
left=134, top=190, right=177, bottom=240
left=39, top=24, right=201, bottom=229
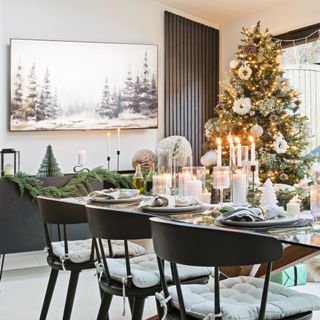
left=0, top=266, right=157, bottom=320
left=1, top=266, right=320, bottom=320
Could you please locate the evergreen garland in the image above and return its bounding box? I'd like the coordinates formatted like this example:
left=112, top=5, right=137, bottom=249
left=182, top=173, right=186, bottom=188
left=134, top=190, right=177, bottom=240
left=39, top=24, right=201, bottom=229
left=3, top=167, right=132, bottom=199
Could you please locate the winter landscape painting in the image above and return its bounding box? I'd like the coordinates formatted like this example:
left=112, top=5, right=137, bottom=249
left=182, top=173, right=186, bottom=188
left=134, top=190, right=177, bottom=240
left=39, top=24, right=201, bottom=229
left=10, top=39, right=158, bottom=131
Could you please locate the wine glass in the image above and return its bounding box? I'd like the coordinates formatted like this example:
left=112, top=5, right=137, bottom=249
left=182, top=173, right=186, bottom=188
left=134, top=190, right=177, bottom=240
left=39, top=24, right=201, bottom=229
left=212, top=166, right=230, bottom=207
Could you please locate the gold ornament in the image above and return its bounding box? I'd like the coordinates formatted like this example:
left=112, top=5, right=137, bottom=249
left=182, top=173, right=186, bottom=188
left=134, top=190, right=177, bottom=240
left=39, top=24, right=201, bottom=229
left=250, top=124, right=263, bottom=137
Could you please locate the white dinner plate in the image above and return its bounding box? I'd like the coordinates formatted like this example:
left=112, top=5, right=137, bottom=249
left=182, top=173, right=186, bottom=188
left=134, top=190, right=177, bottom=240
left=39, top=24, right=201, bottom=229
left=217, top=215, right=299, bottom=227
left=89, top=196, right=142, bottom=204
left=141, top=204, right=203, bottom=213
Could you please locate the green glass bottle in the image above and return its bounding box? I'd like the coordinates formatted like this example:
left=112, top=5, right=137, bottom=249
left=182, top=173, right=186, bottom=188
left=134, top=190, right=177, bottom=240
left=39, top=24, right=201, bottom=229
left=132, top=164, right=145, bottom=195
left=145, top=163, right=156, bottom=195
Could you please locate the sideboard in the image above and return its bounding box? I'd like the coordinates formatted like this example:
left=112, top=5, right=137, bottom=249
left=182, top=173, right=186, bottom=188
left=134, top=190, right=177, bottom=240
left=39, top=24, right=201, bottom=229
left=0, top=175, right=104, bottom=254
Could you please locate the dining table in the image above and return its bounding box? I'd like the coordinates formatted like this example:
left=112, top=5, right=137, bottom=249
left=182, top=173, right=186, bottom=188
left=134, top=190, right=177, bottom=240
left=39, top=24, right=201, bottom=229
left=52, top=196, right=320, bottom=279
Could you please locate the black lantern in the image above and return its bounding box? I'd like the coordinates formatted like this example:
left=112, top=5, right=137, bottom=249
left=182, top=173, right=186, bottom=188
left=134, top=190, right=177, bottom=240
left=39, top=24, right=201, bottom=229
left=0, top=148, right=20, bottom=177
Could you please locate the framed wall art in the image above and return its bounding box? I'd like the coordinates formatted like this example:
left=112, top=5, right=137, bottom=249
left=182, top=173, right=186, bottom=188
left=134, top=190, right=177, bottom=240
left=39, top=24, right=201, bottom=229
left=10, top=39, right=158, bottom=131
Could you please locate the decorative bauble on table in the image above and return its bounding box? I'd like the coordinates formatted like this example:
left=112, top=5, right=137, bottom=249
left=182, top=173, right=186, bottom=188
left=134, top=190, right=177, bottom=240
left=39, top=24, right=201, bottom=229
left=157, top=136, right=192, bottom=167
left=131, top=149, right=156, bottom=171
left=200, top=150, right=217, bottom=167
left=36, top=145, right=63, bottom=177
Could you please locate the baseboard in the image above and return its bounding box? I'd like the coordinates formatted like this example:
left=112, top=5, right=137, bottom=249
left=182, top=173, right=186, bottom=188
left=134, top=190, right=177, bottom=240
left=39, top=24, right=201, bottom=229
left=2, top=250, right=47, bottom=271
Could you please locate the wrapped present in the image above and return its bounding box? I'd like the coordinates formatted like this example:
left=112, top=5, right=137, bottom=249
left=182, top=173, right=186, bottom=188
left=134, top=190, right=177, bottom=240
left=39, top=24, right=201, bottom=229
left=270, top=264, right=307, bottom=287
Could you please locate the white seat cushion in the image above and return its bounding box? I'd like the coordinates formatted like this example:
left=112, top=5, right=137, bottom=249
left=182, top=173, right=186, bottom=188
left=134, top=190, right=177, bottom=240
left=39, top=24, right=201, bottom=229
left=51, top=239, right=145, bottom=263
left=168, top=276, right=320, bottom=319
left=106, top=253, right=213, bottom=288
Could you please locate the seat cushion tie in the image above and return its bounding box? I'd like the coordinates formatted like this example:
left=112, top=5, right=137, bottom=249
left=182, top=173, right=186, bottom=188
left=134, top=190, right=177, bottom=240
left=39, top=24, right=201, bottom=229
left=60, top=254, right=70, bottom=271
left=203, top=312, right=223, bottom=320
left=155, top=292, right=172, bottom=320
left=122, top=275, right=133, bottom=316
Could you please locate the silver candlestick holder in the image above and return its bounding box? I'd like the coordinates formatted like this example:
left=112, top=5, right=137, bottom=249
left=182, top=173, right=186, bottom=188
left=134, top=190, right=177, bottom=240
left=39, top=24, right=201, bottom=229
left=117, top=150, right=120, bottom=172
left=73, top=164, right=89, bottom=173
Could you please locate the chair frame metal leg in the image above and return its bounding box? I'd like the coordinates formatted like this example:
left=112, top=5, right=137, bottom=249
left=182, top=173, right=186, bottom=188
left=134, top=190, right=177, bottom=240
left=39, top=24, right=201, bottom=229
left=131, top=297, right=145, bottom=320
left=0, top=254, right=5, bottom=283
left=39, top=268, right=59, bottom=320
left=62, top=271, right=80, bottom=320
left=97, top=292, right=113, bottom=320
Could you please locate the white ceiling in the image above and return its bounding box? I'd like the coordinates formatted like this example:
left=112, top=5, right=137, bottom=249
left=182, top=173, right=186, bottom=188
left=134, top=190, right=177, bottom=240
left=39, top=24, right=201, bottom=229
left=157, top=0, right=289, bottom=24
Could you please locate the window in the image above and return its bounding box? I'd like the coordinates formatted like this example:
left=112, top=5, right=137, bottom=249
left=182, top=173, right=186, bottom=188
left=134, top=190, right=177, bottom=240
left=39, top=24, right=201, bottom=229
left=276, top=24, right=320, bottom=154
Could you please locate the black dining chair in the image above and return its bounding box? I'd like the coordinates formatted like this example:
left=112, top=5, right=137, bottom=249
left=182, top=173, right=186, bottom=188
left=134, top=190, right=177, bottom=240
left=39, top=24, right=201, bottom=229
left=85, top=205, right=213, bottom=320
left=150, top=217, right=320, bottom=320
left=37, top=196, right=145, bottom=320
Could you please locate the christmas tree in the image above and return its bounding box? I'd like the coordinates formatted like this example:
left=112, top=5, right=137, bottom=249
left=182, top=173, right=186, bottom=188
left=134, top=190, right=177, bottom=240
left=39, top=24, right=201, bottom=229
left=204, top=22, right=314, bottom=185
left=36, top=145, right=63, bottom=177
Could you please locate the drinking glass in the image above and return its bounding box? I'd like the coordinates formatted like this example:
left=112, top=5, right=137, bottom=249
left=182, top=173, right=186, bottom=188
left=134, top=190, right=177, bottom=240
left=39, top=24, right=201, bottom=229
left=212, top=166, right=230, bottom=207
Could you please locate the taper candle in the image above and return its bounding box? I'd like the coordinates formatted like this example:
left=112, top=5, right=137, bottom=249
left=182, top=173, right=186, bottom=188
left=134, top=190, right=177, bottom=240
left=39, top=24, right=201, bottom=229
left=249, top=136, right=256, bottom=166
left=216, top=137, right=222, bottom=167
left=77, top=150, right=86, bottom=166
left=107, top=132, right=111, bottom=157
left=117, top=128, right=121, bottom=151
left=235, top=137, right=242, bottom=167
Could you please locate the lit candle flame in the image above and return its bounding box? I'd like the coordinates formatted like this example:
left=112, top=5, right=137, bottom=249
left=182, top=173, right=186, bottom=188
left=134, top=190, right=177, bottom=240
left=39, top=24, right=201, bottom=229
left=216, top=137, right=221, bottom=145
left=235, top=137, right=240, bottom=144
left=228, top=136, right=233, bottom=144
left=249, top=136, right=254, bottom=143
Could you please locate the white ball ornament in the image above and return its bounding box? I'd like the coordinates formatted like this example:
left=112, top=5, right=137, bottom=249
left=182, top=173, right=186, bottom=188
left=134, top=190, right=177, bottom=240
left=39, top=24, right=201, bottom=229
left=200, top=150, right=217, bottom=167
left=250, top=124, right=263, bottom=137
left=229, top=59, right=239, bottom=69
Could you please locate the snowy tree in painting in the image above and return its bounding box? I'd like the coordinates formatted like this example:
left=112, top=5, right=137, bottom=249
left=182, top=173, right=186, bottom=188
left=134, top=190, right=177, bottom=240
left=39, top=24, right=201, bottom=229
left=11, top=64, right=24, bottom=119
left=10, top=40, right=158, bottom=131
left=36, top=69, right=62, bottom=121
left=24, top=63, right=39, bottom=121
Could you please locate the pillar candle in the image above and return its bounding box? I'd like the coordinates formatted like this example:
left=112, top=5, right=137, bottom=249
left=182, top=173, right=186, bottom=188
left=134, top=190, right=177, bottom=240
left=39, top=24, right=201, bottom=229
left=216, top=137, right=222, bottom=167
left=232, top=170, right=247, bottom=205
left=152, top=175, right=167, bottom=195
left=287, top=196, right=301, bottom=216
left=77, top=150, right=86, bottom=166
left=185, top=179, right=202, bottom=199
left=179, top=172, right=192, bottom=195
left=117, top=128, right=121, bottom=151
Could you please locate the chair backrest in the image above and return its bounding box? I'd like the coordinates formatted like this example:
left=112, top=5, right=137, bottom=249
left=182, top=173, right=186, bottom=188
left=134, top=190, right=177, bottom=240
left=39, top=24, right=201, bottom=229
left=85, top=205, right=152, bottom=287
left=150, top=217, right=283, bottom=320
left=150, top=217, right=283, bottom=267
left=37, top=196, right=90, bottom=262
left=85, top=205, right=152, bottom=240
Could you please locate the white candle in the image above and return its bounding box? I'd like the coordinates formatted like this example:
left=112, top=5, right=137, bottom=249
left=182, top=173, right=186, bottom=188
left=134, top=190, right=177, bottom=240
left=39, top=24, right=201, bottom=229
left=152, top=175, right=167, bottom=195
left=216, top=138, right=222, bottom=167
left=185, top=179, right=202, bottom=199
left=200, top=192, right=211, bottom=204
left=164, top=173, right=172, bottom=194
left=4, top=164, right=14, bottom=175
left=232, top=169, right=247, bottom=205
left=117, top=128, right=121, bottom=151
left=249, top=136, right=256, bottom=166
left=287, top=196, right=301, bottom=216
left=228, top=136, right=235, bottom=166
left=179, top=171, right=192, bottom=195
left=107, top=132, right=111, bottom=157
left=77, top=150, right=86, bottom=166
left=235, top=137, right=242, bottom=167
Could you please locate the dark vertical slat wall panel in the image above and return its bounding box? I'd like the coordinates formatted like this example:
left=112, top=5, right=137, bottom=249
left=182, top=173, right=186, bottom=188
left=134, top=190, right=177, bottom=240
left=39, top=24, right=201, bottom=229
left=164, top=11, right=219, bottom=165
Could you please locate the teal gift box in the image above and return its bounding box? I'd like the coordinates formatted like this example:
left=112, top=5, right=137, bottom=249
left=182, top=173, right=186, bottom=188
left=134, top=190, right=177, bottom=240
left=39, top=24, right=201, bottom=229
left=270, top=264, right=307, bottom=287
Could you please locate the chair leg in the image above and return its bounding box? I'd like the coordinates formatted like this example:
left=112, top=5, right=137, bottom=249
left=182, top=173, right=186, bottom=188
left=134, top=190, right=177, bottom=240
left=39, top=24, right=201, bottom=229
left=62, top=271, right=80, bottom=320
left=97, top=293, right=113, bottom=320
left=155, top=296, right=164, bottom=319
left=131, top=297, right=145, bottom=320
left=128, top=297, right=135, bottom=312
left=39, top=268, right=59, bottom=320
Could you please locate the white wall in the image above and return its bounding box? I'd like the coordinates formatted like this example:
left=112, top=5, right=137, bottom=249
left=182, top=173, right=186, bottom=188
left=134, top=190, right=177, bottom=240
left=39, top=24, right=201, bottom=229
left=0, top=0, right=217, bottom=174
left=220, top=0, right=320, bottom=79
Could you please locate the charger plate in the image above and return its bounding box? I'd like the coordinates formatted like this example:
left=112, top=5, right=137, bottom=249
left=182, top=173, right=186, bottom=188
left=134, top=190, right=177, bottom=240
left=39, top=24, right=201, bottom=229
left=216, top=215, right=299, bottom=228
left=141, top=204, right=203, bottom=213
left=89, top=196, right=142, bottom=204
